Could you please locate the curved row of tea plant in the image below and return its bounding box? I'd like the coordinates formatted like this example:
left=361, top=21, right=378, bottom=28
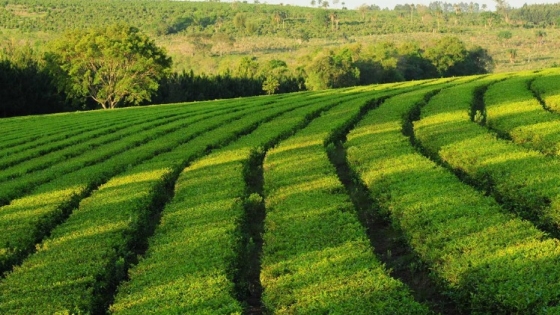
left=484, top=70, right=560, bottom=156
left=259, top=84, right=431, bottom=314
left=0, top=97, right=280, bottom=207
left=409, top=77, right=560, bottom=313
left=0, top=98, right=259, bottom=169
left=3, top=69, right=560, bottom=314
left=0, top=104, right=190, bottom=156
left=345, top=80, right=560, bottom=314
left=0, top=98, right=283, bottom=282
left=531, top=69, right=560, bottom=113
left=0, top=112, right=157, bottom=169
left=0, top=94, right=310, bottom=314
left=0, top=112, right=128, bottom=152
left=108, top=89, right=362, bottom=314
left=0, top=108, right=224, bottom=183
left=415, top=74, right=560, bottom=236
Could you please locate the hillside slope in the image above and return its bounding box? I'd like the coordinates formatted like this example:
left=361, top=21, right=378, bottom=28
left=1, top=68, right=560, bottom=314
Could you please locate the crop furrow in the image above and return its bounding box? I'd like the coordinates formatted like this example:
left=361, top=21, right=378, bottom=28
left=0, top=105, right=238, bottom=183
left=108, top=91, right=366, bottom=314
left=259, top=84, right=434, bottom=314
left=237, top=148, right=268, bottom=315
left=0, top=101, right=276, bottom=277
left=0, top=104, right=218, bottom=170
left=325, top=93, right=461, bottom=314
left=529, top=77, right=552, bottom=112
left=404, top=76, right=560, bottom=313
left=0, top=98, right=293, bottom=314
left=530, top=69, right=560, bottom=113
left=0, top=100, right=271, bottom=207
left=234, top=98, right=351, bottom=314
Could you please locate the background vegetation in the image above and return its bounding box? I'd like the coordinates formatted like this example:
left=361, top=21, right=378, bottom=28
left=0, top=0, right=559, bottom=117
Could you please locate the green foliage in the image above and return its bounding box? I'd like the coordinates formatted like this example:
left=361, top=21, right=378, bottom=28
left=424, top=36, right=468, bottom=75
left=0, top=45, right=64, bottom=117
left=262, top=87, right=430, bottom=314
left=424, top=36, right=492, bottom=76
left=110, top=91, right=339, bottom=314
left=3, top=68, right=560, bottom=313
left=305, top=49, right=359, bottom=90
left=497, top=30, right=512, bottom=40
left=46, top=24, right=171, bottom=109
left=347, top=76, right=560, bottom=313
left=512, top=3, right=560, bottom=27
left=532, top=70, right=560, bottom=112
left=261, top=59, right=300, bottom=95
left=236, top=56, right=259, bottom=79
left=233, top=12, right=247, bottom=30
left=262, top=75, right=280, bottom=95
left=312, top=10, right=329, bottom=29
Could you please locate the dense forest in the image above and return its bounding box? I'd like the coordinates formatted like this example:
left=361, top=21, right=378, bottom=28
left=0, top=0, right=558, bottom=117
left=2, top=0, right=558, bottom=36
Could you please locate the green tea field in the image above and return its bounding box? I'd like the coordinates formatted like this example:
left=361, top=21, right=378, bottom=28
left=2, top=68, right=560, bottom=314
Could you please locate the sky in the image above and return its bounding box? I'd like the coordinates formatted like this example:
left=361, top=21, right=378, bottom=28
left=230, top=0, right=560, bottom=11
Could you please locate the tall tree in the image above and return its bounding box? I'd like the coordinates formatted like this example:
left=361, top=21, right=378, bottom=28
left=494, top=0, right=510, bottom=23
left=305, top=49, right=359, bottom=90
left=273, top=11, right=287, bottom=29
left=0, top=45, right=65, bottom=117
left=329, top=11, right=338, bottom=30
left=46, top=24, right=171, bottom=109
left=424, top=36, right=468, bottom=75
left=358, top=4, right=369, bottom=21
left=236, top=56, right=259, bottom=79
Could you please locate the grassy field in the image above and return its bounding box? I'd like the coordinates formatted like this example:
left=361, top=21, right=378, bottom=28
left=150, top=27, right=560, bottom=74
left=3, top=25, right=560, bottom=75
left=2, top=68, right=560, bottom=314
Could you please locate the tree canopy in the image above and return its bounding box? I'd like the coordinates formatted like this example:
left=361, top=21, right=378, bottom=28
left=0, top=45, right=64, bottom=117
left=46, top=24, right=172, bottom=109
left=305, top=49, right=360, bottom=91
left=424, top=36, right=492, bottom=76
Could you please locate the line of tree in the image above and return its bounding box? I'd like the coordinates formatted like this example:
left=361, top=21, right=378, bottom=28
left=302, top=36, right=492, bottom=90
left=0, top=44, right=65, bottom=117
left=0, top=0, right=558, bottom=41
left=511, top=4, right=560, bottom=27
left=0, top=23, right=492, bottom=117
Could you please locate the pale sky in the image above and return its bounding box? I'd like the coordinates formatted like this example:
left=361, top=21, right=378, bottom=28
left=231, top=0, right=560, bottom=11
